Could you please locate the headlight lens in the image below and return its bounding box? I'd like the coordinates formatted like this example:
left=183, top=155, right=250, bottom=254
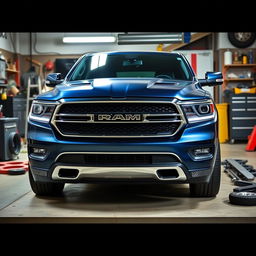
left=32, top=104, right=44, bottom=115
left=180, top=100, right=216, bottom=123
left=29, top=101, right=57, bottom=123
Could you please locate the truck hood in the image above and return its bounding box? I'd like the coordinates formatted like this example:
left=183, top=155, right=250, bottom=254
left=37, top=78, right=207, bottom=101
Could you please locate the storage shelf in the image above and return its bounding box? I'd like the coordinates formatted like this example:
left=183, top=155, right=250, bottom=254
left=6, top=68, right=19, bottom=73
left=222, top=62, right=256, bottom=91
left=224, top=64, right=256, bottom=68
left=225, top=78, right=254, bottom=82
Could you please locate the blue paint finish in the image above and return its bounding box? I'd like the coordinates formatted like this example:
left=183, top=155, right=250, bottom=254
left=28, top=51, right=221, bottom=185
left=206, top=71, right=223, bottom=80
left=28, top=117, right=216, bottom=172
left=37, top=78, right=206, bottom=101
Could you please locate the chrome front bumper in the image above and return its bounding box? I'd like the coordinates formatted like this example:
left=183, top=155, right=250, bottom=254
left=51, top=165, right=187, bottom=181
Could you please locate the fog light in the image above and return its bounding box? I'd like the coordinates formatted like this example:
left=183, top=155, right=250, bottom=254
left=32, top=147, right=46, bottom=155
left=194, top=148, right=211, bottom=156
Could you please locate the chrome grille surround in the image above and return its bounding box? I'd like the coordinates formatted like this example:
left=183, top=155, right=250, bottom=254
left=51, top=100, right=186, bottom=138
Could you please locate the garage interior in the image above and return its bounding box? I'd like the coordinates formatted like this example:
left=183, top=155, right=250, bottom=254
left=0, top=32, right=256, bottom=224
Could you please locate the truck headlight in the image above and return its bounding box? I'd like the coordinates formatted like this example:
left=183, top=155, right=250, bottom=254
left=180, top=99, right=216, bottom=123
left=29, top=101, right=57, bottom=123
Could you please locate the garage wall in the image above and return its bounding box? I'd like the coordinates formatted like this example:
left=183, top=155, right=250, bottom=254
left=0, top=34, right=21, bottom=85
left=0, top=33, right=20, bottom=53
left=16, top=32, right=160, bottom=79
left=18, top=33, right=159, bottom=55
left=0, top=34, right=14, bottom=53
left=20, top=54, right=81, bottom=75
left=4, top=32, right=256, bottom=54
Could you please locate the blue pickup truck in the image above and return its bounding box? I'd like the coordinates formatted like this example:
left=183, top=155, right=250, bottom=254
left=27, top=51, right=223, bottom=197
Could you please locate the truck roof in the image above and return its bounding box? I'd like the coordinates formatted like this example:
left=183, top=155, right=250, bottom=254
left=85, top=51, right=182, bottom=57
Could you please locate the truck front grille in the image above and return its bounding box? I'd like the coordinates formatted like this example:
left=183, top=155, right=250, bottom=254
left=51, top=101, right=185, bottom=137
left=56, top=153, right=180, bottom=166
left=59, top=102, right=177, bottom=114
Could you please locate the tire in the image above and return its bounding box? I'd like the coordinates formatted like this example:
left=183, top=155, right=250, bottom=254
left=28, top=167, right=65, bottom=196
left=229, top=191, right=256, bottom=206
left=228, top=32, right=256, bottom=48
left=190, top=142, right=221, bottom=197
left=9, top=132, right=21, bottom=155
left=8, top=168, right=26, bottom=175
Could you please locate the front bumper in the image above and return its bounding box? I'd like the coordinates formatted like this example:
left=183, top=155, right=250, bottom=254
left=28, top=115, right=218, bottom=184
left=51, top=163, right=186, bottom=182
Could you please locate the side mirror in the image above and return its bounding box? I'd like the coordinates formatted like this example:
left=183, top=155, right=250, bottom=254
left=45, top=73, right=63, bottom=87
left=198, top=72, right=223, bottom=87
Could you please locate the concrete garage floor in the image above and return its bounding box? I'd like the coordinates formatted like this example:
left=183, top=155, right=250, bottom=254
left=0, top=143, right=256, bottom=224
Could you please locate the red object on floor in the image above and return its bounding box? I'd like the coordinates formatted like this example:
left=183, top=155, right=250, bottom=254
left=246, top=125, right=256, bottom=152
left=0, top=161, right=28, bottom=174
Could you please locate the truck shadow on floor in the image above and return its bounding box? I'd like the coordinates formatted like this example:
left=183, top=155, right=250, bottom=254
left=34, top=183, right=216, bottom=213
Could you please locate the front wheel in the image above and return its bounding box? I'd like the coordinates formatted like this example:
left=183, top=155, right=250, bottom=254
left=28, top=167, right=65, bottom=196
left=189, top=143, right=221, bottom=197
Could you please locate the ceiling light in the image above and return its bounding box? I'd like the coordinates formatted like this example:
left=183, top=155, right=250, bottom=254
left=117, top=33, right=183, bottom=45
left=63, top=36, right=116, bottom=43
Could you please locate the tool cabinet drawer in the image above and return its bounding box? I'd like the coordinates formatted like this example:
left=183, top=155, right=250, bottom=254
left=230, top=111, right=256, bottom=118
left=231, top=127, right=253, bottom=139
left=229, top=93, right=256, bottom=141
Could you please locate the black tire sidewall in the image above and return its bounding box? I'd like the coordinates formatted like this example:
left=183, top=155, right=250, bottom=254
left=28, top=166, right=38, bottom=193
left=229, top=191, right=256, bottom=206
left=8, top=168, right=26, bottom=175
left=28, top=166, right=64, bottom=196
left=8, top=132, right=21, bottom=155
left=228, top=32, right=256, bottom=48
left=209, top=142, right=221, bottom=195
left=190, top=141, right=221, bottom=197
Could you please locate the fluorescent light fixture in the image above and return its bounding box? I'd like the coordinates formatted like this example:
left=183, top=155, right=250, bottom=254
left=63, top=36, right=116, bottom=43
left=117, top=33, right=183, bottom=45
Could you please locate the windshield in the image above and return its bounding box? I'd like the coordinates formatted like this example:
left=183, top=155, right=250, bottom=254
left=68, top=52, right=193, bottom=81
